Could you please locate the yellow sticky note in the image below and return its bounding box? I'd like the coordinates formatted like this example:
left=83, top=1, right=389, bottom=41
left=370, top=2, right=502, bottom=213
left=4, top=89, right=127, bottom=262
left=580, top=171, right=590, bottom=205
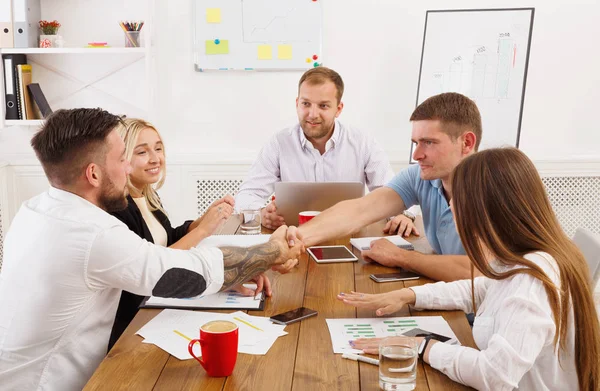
left=257, top=45, right=272, bottom=60
left=277, top=44, right=293, bottom=60
left=205, top=40, right=229, bottom=55
left=206, top=8, right=221, bottom=23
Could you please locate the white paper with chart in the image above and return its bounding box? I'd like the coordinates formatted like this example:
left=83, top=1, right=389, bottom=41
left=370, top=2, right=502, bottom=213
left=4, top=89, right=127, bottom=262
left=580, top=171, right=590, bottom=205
left=143, top=282, right=265, bottom=310
left=326, top=316, right=459, bottom=354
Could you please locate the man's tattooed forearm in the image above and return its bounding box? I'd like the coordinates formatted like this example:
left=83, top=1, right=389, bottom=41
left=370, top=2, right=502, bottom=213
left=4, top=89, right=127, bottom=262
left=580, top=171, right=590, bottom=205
left=219, top=242, right=281, bottom=291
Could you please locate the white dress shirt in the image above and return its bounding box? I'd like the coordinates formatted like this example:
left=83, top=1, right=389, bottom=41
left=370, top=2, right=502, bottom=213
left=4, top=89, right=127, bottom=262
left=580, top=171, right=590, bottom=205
left=0, top=187, right=224, bottom=391
left=235, top=120, right=395, bottom=210
left=411, top=252, right=577, bottom=391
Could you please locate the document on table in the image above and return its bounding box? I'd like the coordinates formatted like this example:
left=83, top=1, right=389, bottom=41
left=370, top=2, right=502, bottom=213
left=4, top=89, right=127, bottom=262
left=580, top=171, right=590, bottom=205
left=326, top=316, right=459, bottom=354
left=349, top=236, right=414, bottom=251
left=142, top=287, right=265, bottom=310
left=136, top=309, right=287, bottom=360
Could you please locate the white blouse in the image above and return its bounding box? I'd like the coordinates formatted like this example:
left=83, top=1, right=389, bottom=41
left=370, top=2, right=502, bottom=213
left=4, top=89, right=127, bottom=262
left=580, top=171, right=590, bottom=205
left=411, top=252, right=578, bottom=391
left=132, top=196, right=168, bottom=246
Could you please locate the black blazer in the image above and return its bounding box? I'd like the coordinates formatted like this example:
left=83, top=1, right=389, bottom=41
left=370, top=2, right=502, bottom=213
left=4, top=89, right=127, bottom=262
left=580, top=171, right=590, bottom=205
left=107, top=195, right=193, bottom=351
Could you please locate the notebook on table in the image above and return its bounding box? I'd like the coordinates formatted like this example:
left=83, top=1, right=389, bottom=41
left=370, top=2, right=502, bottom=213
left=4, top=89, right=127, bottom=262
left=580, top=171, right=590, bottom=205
left=350, top=236, right=414, bottom=251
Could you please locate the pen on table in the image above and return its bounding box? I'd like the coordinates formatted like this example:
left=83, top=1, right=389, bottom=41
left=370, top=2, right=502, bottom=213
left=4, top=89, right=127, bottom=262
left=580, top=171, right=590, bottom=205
left=233, top=316, right=264, bottom=332
left=342, top=352, right=379, bottom=366
left=173, top=329, right=192, bottom=341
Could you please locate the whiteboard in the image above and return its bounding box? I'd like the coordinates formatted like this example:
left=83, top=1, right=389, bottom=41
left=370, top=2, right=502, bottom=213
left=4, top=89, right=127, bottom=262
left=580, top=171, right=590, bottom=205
left=193, top=0, right=322, bottom=71
left=412, top=8, right=534, bottom=158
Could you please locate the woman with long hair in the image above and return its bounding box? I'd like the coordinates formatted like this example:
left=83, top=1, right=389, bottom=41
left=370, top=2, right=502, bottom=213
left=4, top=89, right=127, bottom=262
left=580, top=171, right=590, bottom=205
left=338, top=148, right=599, bottom=390
left=108, top=118, right=269, bottom=351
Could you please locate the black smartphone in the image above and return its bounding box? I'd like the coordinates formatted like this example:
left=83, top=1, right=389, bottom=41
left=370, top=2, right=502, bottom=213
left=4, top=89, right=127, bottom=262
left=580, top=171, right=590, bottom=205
left=269, top=307, right=318, bottom=325
left=369, top=271, right=420, bottom=282
left=401, top=327, right=452, bottom=343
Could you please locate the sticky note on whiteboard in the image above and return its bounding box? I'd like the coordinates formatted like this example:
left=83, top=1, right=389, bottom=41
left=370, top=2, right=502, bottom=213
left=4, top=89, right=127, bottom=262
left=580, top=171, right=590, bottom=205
left=206, top=40, right=229, bottom=55
left=277, top=44, right=292, bottom=60
left=206, top=8, right=221, bottom=23
left=257, top=45, right=272, bottom=60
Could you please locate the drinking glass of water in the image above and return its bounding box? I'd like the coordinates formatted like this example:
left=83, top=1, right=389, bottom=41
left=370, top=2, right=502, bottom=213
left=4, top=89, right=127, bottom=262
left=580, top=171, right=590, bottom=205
left=379, top=336, right=418, bottom=390
left=240, top=209, right=261, bottom=234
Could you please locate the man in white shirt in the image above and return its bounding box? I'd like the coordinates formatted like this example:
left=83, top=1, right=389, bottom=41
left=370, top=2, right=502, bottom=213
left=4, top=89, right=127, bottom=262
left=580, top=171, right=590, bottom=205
left=0, top=108, right=301, bottom=391
left=235, top=67, right=417, bottom=235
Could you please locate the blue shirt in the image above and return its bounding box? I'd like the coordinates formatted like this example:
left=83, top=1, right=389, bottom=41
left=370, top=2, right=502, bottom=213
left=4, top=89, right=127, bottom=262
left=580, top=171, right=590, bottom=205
left=385, top=164, right=465, bottom=255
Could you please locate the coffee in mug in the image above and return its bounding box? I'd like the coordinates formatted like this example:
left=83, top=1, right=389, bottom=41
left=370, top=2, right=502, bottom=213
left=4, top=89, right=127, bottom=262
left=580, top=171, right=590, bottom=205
left=188, top=320, right=239, bottom=377
left=201, top=320, right=238, bottom=333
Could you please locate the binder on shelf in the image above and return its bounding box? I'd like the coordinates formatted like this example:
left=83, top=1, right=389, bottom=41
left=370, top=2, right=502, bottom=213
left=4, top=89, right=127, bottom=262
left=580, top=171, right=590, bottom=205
left=0, top=0, right=14, bottom=48
left=27, top=83, right=52, bottom=118
left=12, top=0, right=41, bottom=48
left=14, top=64, right=21, bottom=118
left=17, top=64, right=33, bottom=119
left=2, top=53, right=27, bottom=119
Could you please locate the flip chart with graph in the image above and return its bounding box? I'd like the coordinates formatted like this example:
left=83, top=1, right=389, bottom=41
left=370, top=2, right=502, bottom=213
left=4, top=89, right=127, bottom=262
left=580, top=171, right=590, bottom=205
left=412, top=8, right=534, bottom=158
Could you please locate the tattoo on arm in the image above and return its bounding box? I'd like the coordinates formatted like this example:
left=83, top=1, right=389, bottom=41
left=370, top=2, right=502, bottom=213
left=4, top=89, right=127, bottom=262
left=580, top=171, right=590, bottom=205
left=219, top=242, right=281, bottom=291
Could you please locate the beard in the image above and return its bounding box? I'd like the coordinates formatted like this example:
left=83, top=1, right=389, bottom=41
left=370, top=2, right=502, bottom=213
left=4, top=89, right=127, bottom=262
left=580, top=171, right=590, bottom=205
left=98, top=176, right=128, bottom=212
left=300, top=119, right=334, bottom=140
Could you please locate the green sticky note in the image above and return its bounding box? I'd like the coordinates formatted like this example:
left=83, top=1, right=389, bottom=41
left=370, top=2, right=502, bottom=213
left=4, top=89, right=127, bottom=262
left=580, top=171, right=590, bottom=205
left=277, top=44, right=292, bottom=60
left=206, top=40, right=229, bottom=55
left=257, top=44, right=272, bottom=60
left=206, top=8, right=221, bottom=23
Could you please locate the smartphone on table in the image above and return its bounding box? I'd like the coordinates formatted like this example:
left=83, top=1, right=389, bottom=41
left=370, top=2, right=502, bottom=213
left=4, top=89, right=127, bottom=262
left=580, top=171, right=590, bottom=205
left=269, top=307, right=318, bottom=325
left=370, top=271, right=420, bottom=282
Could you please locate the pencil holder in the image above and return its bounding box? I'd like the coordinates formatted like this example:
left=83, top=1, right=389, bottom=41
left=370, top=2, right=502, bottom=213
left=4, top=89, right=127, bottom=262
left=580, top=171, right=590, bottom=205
left=124, top=31, right=140, bottom=47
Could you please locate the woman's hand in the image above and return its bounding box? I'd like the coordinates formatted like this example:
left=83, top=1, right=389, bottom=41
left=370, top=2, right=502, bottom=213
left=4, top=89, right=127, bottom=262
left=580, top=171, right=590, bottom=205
left=336, top=288, right=416, bottom=316
left=197, top=200, right=234, bottom=235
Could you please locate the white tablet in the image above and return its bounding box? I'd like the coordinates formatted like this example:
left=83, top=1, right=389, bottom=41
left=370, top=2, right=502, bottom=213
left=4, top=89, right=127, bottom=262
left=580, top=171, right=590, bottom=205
left=307, top=245, right=358, bottom=263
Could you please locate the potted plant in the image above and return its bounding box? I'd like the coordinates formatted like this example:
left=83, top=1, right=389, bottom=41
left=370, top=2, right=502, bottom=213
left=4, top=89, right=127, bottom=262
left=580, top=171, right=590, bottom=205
left=39, top=20, right=61, bottom=48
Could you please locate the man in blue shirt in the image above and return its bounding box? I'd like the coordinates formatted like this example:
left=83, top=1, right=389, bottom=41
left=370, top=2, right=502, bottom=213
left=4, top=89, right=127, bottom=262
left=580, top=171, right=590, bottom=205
left=287, top=92, right=482, bottom=281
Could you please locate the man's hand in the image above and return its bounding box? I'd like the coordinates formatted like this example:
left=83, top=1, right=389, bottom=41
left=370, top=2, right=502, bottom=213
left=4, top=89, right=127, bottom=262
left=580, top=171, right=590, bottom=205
left=361, top=238, right=411, bottom=268
left=384, top=214, right=420, bottom=237
left=286, top=225, right=303, bottom=247
left=232, top=273, right=272, bottom=297
left=268, top=225, right=303, bottom=273
left=261, top=202, right=285, bottom=230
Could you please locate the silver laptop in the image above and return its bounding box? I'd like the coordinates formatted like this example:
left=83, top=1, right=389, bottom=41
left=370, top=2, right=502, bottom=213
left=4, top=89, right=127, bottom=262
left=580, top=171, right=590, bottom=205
left=274, top=182, right=365, bottom=226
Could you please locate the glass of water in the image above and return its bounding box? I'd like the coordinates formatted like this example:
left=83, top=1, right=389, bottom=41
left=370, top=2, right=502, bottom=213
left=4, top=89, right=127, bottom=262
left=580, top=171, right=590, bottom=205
left=240, top=209, right=261, bottom=234
left=379, top=336, right=418, bottom=391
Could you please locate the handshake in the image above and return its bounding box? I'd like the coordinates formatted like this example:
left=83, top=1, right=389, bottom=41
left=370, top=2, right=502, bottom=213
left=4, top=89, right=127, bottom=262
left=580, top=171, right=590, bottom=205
left=266, top=225, right=305, bottom=274
left=221, top=225, right=306, bottom=296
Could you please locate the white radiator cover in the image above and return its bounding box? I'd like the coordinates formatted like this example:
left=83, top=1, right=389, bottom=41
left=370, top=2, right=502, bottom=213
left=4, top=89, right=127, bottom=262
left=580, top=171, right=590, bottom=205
left=193, top=175, right=600, bottom=238
left=196, top=179, right=244, bottom=216
left=542, top=176, right=600, bottom=238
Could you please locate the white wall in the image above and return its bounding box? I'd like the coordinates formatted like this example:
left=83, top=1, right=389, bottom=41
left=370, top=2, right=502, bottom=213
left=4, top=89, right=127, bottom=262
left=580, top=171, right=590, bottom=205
left=152, top=0, right=600, bottom=164
left=1, top=0, right=600, bottom=224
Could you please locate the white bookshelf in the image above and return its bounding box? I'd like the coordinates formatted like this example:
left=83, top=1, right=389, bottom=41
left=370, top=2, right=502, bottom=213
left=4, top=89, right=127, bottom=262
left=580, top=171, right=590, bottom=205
left=0, top=0, right=154, bottom=129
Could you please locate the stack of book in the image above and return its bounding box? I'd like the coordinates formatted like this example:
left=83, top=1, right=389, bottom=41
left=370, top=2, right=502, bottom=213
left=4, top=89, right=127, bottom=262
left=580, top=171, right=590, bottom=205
left=2, top=54, right=52, bottom=120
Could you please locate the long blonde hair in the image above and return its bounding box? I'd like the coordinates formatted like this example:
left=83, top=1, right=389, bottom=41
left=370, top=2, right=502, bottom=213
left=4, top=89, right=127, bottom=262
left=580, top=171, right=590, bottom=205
left=116, top=118, right=167, bottom=215
left=451, top=147, right=600, bottom=391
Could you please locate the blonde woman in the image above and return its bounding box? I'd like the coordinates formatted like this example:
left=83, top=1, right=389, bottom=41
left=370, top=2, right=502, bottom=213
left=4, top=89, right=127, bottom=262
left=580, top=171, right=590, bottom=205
left=108, top=118, right=264, bottom=350
left=338, top=148, right=599, bottom=391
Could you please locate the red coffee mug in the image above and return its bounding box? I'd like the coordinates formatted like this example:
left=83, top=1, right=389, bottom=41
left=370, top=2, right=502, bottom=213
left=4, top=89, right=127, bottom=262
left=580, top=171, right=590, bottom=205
left=299, top=211, right=320, bottom=225
left=188, top=320, right=239, bottom=377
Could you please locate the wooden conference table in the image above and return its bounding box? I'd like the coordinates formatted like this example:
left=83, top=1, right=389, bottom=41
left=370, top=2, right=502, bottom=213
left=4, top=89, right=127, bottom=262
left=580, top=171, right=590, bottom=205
left=85, top=217, right=476, bottom=391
